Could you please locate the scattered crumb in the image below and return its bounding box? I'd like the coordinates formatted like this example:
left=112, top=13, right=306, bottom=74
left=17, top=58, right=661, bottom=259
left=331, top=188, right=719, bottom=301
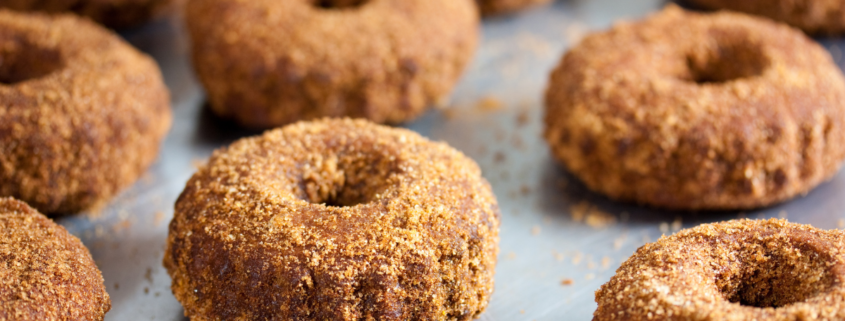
left=520, top=185, right=531, bottom=196
left=144, top=287, right=149, bottom=294
left=493, top=151, right=506, bottom=164
left=572, top=251, right=583, bottom=265
left=585, top=209, right=617, bottom=229
left=587, top=256, right=596, bottom=270
left=585, top=273, right=596, bottom=280
left=659, top=222, right=669, bottom=234
left=531, top=225, right=541, bottom=236
left=671, top=217, right=682, bottom=232
left=839, top=219, right=845, bottom=229
left=561, top=278, right=574, bottom=286
left=112, top=219, right=131, bottom=233
left=475, top=97, right=503, bottom=113
left=507, top=252, right=517, bottom=260
left=154, top=211, right=166, bottom=227
left=564, top=21, right=589, bottom=44
left=516, top=109, right=530, bottom=127
left=144, top=267, right=153, bottom=283
left=520, top=310, right=526, bottom=314
left=613, top=234, right=627, bottom=250
left=114, top=283, right=120, bottom=290
left=778, top=210, right=788, bottom=219
left=570, top=201, right=590, bottom=222
left=601, top=256, right=612, bottom=270
left=553, top=251, right=564, bottom=262
left=94, top=225, right=105, bottom=238
left=442, top=108, right=458, bottom=120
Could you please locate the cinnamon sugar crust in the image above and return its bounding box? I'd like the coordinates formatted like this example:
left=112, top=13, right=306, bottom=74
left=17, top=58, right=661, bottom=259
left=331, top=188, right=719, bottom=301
left=687, top=0, right=845, bottom=35
left=164, top=119, right=500, bottom=320
left=544, top=6, right=845, bottom=210
left=477, top=0, right=551, bottom=16
left=0, top=198, right=111, bottom=320
left=186, top=0, right=479, bottom=129
left=594, top=219, right=845, bottom=320
left=0, top=0, right=179, bottom=29
left=0, top=10, right=172, bottom=214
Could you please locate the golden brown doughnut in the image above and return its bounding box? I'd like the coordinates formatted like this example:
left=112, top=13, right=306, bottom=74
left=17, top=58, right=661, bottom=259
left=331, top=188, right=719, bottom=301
left=686, top=0, right=845, bottom=35
left=164, top=119, right=500, bottom=320
left=0, top=0, right=179, bottom=29
left=0, top=10, right=172, bottom=214
left=544, top=6, right=845, bottom=210
left=477, top=0, right=551, bottom=16
left=595, top=219, right=845, bottom=320
left=186, top=0, right=479, bottom=129
left=0, top=197, right=111, bottom=320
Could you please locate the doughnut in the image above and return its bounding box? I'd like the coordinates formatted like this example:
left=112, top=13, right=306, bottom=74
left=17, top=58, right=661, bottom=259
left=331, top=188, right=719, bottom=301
left=594, top=219, right=845, bottom=320
left=544, top=5, right=845, bottom=210
left=0, top=0, right=179, bottom=29
left=0, top=198, right=111, bottom=320
left=164, top=119, right=500, bottom=320
left=0, top=10, right=172, bottom=214
left=686, top=0, right=845, bottom=35
left=477, top=0, right=552, bottom=16
left=186, top=0, right=479, bottom=129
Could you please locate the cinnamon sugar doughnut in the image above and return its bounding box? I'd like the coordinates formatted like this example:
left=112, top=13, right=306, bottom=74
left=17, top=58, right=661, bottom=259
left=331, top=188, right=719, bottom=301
left=686, top=0, right=845, bottom=35
left=477, top=0, right=551, bottom=16
left=0, top=10, right=172, bottom=214
left=595, top=219, right=845, bottom=320
left=164, top=119, right=500, bottom=320
left=0, top=0, right=179, bottom=28
left=186, top=0, right=479, bottom=129
left=544, top=6, right=845, bottom=210
left=0, top=198, right=111, bottom=320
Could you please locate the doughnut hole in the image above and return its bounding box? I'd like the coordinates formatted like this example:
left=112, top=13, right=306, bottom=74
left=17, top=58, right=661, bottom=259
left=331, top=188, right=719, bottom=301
left=300, top=148, right=401, bottom=207
left=0, top=37, right=63, bottom=84
left=311, top=0, right=369, bottom=9
left=715, top=232, right=842, bottom=308
left=684, top=31, right=769, bottom=84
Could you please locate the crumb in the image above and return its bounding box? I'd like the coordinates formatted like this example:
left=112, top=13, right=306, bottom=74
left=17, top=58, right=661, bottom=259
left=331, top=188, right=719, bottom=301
left=114, top=283, right=120, bottom=290
left=839, top=219, right=845, bottom=229
left=587, top=256, right=596, bottom=270
left=561, top=278, right=574, bottom=286
left=507, top=252, right=516, bottom=260
left=530, top=225, right=541, bottom=236
left=778, top=210, right=788, bottom=219
left=475, top=97, right=503, bottom=113
left=520, top=310, right=525, bottom=314
left=511, top=135, right=526, bottom=150
left=144, top=287, right=149, bottom=294
left=442, top=108, right=459, bottom=120
left=585, top=208, right=617, bottom=229
left=659, top=222, right=669, bottom=234
left=516, top=109, right=530, bottom=127
left=192, top=158, right=206, bottom=170
left=493, top=152, right=506, bottom=164
left=112, top=219, right=131, bottom=233
left=154, top=211, right=166, bottom=227
left=570, top=201, right=590, bottom=222
left=671, top=217, right=682, bottom=232
left=520, top=185, right=531, bottom=195
left=553, top=251, right=564, bottom=262
left=564, top=21, right=589, bottom=45
left=572, top=251, right=583, bottom=265
left=601, top=256, right=612, bottom=270
left=144, top=267, right=153, bottom=283
left=585, top=273, right=595, bottom=280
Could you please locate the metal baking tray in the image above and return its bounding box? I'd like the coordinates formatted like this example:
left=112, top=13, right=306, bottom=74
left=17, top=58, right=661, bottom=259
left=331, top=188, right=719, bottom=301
left=54, top=0, right=845, bottom=320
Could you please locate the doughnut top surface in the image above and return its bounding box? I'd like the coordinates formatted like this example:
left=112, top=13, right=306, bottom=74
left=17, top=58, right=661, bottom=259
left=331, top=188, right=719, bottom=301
left=594, top=219, right=845, bottom=321
left=0, top=198, right=110, bottom=320
left=544, top=5, right=845, bottom=210
left=165, top=119, right=500, bottom=320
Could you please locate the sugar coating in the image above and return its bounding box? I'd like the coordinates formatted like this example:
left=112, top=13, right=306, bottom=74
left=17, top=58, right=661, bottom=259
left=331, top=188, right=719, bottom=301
left=544, top=5, right=845, bottom=210
left=688, top=0, right=845, bottom=35
left=594, top=219, right=845, bottom=320
left=0, top=198, right=110, bottom=320
left=0, top=10, right=172, bottom=214
left=164, top=119, right=501, bottom=320
left=186, top=0, right=479, bottom=129
left=476, top=0, right=551, bottom=16
left=0, top=0, right=179, bottom=28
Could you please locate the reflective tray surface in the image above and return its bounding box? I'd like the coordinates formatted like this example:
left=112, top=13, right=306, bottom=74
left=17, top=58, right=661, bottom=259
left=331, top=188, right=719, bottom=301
left=53, top=1, right=845, bottom=320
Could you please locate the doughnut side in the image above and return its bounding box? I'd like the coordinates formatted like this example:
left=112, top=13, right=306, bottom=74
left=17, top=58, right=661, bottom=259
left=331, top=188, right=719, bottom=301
left=687, top=0, right=845, bottom=35
left=594, top=219, right=845, bottom=321
left=544, top=6, right=845, bottom=210
left=164, top=119, right=500, bottom=320
left=0, top=198, right=111, bottom=320
left=0, top=11, right=172, bottom=214
left=185, top=0, right=479, bottom=128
